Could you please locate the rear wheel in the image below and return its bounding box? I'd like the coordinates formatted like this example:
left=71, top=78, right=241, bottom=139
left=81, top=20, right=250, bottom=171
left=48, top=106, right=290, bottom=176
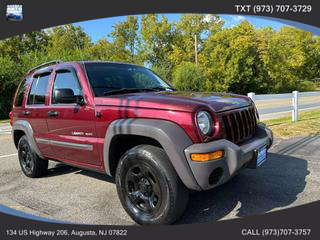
left=18, top=135, right=48, bottom=178
left=116, top=145, right=189, bottom=225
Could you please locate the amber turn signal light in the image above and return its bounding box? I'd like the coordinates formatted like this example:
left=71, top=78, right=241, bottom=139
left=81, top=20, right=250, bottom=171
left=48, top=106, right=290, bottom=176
left=191, top=150, right=224, bottom=162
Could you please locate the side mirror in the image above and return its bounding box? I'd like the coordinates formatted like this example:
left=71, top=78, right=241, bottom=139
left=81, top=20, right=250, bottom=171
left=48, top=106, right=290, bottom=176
left=75, top=95, right=85, bottom=106
left=53, top=88, right=75, bottom=104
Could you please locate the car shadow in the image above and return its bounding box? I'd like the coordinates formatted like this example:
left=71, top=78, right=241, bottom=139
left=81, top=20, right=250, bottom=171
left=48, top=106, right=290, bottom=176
left=45, top=163, right=115, bottom=184
left=176, top=152, right=309, bottom=224
left=46, top=163, right=79, bottom=176
left=75, top=169, right=115, bottom=183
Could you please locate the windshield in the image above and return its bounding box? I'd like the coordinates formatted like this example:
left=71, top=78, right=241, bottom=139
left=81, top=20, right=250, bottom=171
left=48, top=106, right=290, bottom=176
left=84, top=63, right=173, bottom=97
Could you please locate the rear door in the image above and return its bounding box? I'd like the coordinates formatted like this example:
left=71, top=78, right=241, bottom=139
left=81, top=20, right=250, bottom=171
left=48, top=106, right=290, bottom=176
left=46, top=66, right=100, bottom=167
left=24, top=71, right=55, bottom=156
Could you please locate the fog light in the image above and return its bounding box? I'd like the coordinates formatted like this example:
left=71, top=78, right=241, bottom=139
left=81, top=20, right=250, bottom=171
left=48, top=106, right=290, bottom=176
left=191, top=150, right=224, bottom=162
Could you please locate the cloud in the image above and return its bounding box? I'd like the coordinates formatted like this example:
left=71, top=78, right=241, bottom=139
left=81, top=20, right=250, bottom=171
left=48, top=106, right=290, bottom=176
left=218, top=15, right=246, bottom=29
left=43, top=27, right=53, bottom=34
left=203, top=14, right=223, bottom=23
left=232, top=15, right=246, bottom=22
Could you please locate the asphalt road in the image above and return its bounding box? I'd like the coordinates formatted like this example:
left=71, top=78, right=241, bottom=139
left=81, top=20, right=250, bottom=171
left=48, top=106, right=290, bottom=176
left=0, top=123, right=319, bottom=225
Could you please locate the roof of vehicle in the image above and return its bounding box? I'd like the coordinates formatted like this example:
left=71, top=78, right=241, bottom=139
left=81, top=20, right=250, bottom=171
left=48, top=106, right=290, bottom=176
left=26, top=60, right=144, bottom=76
left=77, top=60, right=141, bottom=66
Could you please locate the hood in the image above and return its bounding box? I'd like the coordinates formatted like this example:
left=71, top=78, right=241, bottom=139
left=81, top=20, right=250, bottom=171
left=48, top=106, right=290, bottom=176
left=94, top=91, right=252, bottom=113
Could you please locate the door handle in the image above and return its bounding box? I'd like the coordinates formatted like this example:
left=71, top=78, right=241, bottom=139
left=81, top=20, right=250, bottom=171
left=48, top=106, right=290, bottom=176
left=48, top=110, right=59, bottom=117
left=22, top=110, right=31, bottom=116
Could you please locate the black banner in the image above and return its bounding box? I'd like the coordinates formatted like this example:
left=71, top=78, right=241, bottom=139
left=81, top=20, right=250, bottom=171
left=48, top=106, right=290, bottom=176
left=0, top=0, right=319, bottom=239
left=0, top=0, right=320, bottom=40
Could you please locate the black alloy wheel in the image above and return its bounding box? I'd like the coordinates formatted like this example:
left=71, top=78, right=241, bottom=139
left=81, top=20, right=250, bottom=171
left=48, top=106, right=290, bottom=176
left=116, top=144, right=189, bottom=225
left=19, top=142, right=34, bottom=175
left=125, top=163, right=162, bottom=215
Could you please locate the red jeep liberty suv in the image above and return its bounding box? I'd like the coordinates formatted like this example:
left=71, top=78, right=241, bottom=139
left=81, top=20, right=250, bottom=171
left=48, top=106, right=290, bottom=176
left=10, top=60, right=273, bottom=225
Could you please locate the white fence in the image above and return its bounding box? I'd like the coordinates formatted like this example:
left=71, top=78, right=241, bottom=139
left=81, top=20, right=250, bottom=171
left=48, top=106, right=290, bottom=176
left=247, top=91, right=320, bottom=121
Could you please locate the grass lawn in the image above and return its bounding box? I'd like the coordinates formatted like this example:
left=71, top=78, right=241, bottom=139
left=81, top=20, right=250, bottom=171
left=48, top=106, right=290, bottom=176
left=263, top=109, right=320, bottom=138
left=0, top=119, right=10, bottom=124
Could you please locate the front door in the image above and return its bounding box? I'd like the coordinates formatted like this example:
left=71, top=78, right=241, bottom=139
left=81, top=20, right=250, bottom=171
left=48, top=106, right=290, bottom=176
left=46, top=68, right=100, bottom=167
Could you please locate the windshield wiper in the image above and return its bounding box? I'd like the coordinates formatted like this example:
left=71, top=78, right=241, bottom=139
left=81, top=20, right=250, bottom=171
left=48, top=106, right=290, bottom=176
left=103, top=88, right=156, bottom=96
left=147, top=86, right=176, bottom=91
left=103, top=86, right=176, bottom=96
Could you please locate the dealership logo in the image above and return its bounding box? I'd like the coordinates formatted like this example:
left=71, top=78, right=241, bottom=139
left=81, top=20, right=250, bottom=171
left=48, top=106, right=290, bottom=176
left=6, top=4, right=23, bottom=21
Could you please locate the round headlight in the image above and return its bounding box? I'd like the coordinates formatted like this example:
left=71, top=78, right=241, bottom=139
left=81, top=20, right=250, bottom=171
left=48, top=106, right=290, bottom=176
left=197, top=111, right=212, bottom=135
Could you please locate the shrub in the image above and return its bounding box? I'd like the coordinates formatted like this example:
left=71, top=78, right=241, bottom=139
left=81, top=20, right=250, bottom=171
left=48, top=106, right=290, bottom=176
left=297, top=80, right=317, bottom=92
left=172, top=62, right=205, bottom=91
left=152, top=64, right=174, bottom=83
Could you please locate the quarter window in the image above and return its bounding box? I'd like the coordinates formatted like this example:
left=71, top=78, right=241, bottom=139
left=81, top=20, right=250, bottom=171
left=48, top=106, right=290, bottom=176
left=14, top=77, right=31, bottom=106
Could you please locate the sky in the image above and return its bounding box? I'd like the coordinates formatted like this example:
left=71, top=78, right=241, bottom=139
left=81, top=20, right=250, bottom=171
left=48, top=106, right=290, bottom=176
left=73, top=14, right=286, bottom=43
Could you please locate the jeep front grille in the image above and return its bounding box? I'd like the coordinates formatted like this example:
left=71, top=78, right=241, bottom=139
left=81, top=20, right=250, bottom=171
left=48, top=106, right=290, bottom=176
left=221, top=107, right=257, bottom=144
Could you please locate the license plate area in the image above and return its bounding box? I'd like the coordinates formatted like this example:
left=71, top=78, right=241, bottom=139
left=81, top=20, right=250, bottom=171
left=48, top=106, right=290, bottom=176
left=247, top=145, right=267, bottom=169
left=256, top=145, right=267, bottom=167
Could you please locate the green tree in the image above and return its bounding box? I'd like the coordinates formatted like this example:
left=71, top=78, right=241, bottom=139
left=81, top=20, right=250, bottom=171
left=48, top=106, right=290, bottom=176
left=110, top=16, right=140, bottom=63
left=172, top=62, right=205, bottom=91
left=258, top=26, right=309, bottom=93
left=203, top=21, right=267, bottom=94
left=46, top=24, right=92, bottom=60
left=0, top=30, right=50, bottom=118
left=0, top=30, right=49, bottom=63
left=88, top=38, right=118, bottom=61
left=169, top=14, right=224, bottom=65
left=0, top=56, right=20, bottom=119
left=141, top=14, right=176, bottom=81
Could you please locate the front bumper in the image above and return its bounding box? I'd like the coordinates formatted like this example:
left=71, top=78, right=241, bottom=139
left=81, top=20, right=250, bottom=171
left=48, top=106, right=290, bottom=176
left=184, top=124, right=273, bottom=190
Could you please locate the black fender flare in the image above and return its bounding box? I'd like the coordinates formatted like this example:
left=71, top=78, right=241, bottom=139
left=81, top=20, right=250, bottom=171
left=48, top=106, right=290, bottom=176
left=103, top=119, right=201, bottom=190
left=12, top=120, right=44, bottom=159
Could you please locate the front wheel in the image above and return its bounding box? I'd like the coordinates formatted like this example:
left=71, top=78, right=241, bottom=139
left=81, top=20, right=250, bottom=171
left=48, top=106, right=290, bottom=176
left=115, top=145, right=189, bottom=225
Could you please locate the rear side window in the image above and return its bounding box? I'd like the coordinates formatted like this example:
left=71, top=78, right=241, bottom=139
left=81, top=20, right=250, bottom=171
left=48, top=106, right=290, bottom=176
left=27, top=73, right=51, bottom=105
left=14, top=77, right=31, bottom=107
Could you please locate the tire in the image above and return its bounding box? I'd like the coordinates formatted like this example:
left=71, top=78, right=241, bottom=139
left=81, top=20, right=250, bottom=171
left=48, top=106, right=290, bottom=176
left=115, top=144, right=189, bottom=225
left=18, top=135, right=48, bottom=178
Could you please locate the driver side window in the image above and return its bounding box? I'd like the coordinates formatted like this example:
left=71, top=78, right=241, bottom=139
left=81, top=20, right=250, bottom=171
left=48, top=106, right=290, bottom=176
left=52, top=70, right=82, bottom=104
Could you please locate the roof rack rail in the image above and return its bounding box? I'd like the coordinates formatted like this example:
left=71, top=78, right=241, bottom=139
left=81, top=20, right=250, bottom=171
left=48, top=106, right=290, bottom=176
left=27, top=60, right=63, bottom=74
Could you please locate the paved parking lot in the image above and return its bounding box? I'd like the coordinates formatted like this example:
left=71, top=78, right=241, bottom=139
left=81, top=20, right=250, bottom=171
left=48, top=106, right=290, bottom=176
left=0, top=123, right=319, bottom=225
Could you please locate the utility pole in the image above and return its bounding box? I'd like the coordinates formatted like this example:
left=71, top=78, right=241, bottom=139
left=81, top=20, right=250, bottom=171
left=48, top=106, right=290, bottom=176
left=194, top=34, right=198, bottom=66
